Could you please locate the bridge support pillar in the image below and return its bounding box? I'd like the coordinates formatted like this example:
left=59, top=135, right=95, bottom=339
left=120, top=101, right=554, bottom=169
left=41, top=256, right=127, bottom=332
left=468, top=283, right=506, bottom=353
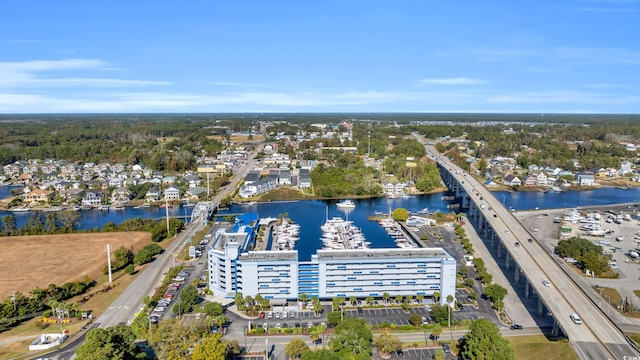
left=497, top=242, right=502, bottom=257
left=525, top=280, right=531, bottom=298
left=514, top=265, right=520, bottom=283
left=537, top=298, right=545, bottom=316
left=551, top=318, right=559, bottom=336
left=505, top=252, right=511, bottom=269
left=490, top=232, right=495, bottom=247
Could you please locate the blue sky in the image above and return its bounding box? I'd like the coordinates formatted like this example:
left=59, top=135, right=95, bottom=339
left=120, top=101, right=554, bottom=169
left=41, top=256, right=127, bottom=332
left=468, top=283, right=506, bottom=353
left=1, top=1, right=639, bottom=113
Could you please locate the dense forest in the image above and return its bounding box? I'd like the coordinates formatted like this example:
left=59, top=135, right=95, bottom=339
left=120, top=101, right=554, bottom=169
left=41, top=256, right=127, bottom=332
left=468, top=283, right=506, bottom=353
left=0, top=115, right=231, bottom=171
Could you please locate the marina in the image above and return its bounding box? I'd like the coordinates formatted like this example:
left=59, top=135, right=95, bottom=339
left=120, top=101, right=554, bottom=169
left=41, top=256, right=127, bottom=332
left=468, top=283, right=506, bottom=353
left=272, top=218, right=301, bottom=251
left=320, top=216, right=370, bottom=250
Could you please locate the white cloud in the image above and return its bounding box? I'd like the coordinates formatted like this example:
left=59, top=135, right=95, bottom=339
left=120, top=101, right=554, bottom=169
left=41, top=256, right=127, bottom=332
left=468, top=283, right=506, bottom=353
left=0, top=58, right=107, bottom=72
left=419, top=77, right=486, bottom=85
left=0, top=58, right=168, bottom=89
left=207, top=81, right=265, bottom=87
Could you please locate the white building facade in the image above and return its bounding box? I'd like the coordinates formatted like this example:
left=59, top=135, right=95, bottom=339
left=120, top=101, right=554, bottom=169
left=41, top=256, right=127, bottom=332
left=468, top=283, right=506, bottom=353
left=208, top=224, right=457, bottom=305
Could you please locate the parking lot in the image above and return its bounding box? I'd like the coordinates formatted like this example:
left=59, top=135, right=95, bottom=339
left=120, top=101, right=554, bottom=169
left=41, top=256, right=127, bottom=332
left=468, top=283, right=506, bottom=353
left=344, top=306, right=433, bottom=326
left=371, top=347, right=457, bottom=360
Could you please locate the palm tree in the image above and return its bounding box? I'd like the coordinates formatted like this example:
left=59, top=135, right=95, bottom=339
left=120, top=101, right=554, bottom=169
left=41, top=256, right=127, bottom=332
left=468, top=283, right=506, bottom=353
left=309, top=330, right=320, bottom=350
left=383, top=292, right=390, bottom=305
left=261, top=298, right=270, bottom=311
left=71, top=303, right=81, bottom=318
left=349, top=296, right=357, bottom=306
left=405, top=295, right=413, bottom=304
left=416, top=294, right=424, bottom=304
left=366, top=296, right=374, bottom=306
left=395, top=295, right=403, bottom=305
left=47, top=299, right=60, bottom=318
left=446, top=295, right=454, bottom=327
left=433, top=291, right=441, bottom=303
left=244, top=295, right=254, bottom=315
left=300, top=293, right=308, bottom=309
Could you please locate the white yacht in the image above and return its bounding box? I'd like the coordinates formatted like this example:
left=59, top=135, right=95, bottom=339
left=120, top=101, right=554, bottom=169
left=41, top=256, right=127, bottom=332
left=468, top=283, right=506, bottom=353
left=336, top=199, right=355, bottom=209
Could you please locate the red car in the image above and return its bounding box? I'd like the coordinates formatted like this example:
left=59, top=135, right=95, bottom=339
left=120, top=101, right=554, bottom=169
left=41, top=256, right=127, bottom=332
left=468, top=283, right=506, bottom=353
left=259, top=312, right=265, bottom=319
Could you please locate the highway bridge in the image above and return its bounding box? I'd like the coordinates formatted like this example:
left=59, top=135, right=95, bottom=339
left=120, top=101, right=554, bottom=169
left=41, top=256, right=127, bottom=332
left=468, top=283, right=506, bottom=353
left=416, top=135, right=640, bottom=360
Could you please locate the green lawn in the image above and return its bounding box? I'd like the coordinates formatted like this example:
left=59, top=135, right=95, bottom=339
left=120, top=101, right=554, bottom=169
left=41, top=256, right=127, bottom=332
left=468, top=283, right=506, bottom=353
left=509, top=335, right=577, bottom=360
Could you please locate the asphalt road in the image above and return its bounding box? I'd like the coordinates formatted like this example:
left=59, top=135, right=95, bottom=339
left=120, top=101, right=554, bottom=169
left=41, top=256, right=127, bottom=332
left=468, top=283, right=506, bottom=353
left=41, top=143, right=264, bottom=359
left=414, top=134, right=640, bottom=360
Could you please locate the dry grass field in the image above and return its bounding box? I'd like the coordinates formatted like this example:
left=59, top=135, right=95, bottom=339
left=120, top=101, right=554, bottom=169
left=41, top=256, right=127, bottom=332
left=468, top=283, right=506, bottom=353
left=0, top=232, right=152, bottom=299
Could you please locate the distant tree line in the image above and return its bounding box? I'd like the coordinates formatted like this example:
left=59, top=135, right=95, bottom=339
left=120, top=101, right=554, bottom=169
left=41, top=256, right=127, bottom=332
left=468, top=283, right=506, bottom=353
left=0, top=214, right=184, bottom=241
left=0, top=116, right=225, bottom=171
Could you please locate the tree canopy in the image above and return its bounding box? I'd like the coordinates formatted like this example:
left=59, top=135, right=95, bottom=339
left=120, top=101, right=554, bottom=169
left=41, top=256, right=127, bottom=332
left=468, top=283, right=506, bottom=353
left=75, top=325, right=145, bottom=360
left=460, top=319, right=514, bottom=360
left=328, top=318, right=372, bottom=359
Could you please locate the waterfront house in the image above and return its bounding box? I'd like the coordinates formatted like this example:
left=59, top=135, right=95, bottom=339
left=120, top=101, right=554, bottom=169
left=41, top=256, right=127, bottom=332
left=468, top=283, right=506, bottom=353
left=298, top=169, right=312, bottom=189
left=239, top=177, right=277, bottom=198
left=186, top=186, right=207, bottom=199
left=484, top=179, right=498, bottom=187
left=503, top=174, right=521, bottom=187
left=536, top=172, right=548, bottom=186
left=145, top=186, right=162, bottom=202
left=576, top=173, right=595, bottom=186
left=21, top=189, right=54, bottom=205
left=278, top=170, right=292, bottom=185
left=164, top=185, right=181, bottom=200
left=523, top=175, right=537, bottom=187
left=81, top=190, right=105, bottom=206
left=111, top=187, right=132, bottom=204
left=61, top=188, right=85, bottom=202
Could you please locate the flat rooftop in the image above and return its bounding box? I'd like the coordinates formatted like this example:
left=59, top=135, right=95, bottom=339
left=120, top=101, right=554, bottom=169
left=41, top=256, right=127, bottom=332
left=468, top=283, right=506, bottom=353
left=316, top=247, right=452, bottom=260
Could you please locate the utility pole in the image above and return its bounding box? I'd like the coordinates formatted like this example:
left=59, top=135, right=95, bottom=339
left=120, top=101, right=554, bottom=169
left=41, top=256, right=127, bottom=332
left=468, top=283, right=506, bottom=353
left=107, top=244, right=112, bottom=283
left=165, top=195, right=170, bottom=235
left=367, top=131, right=371, bottom=156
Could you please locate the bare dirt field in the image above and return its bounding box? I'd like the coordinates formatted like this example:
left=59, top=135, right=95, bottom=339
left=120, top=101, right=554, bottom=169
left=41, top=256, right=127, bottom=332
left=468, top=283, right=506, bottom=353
left=0, top=232, right=152, bottom=299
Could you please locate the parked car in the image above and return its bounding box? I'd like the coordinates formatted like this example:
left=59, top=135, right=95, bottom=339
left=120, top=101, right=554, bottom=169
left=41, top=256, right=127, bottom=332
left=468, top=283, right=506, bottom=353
left=510, top=324, right=523, bottom=330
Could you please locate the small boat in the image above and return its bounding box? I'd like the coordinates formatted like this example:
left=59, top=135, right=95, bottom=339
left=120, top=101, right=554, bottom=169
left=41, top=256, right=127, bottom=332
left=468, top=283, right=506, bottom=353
left=336, top=199, right=355, bottom=209
left=110, top=206, right=125, bottom=211
left=97, top=205, right=110, bottom=211
left=10, top=207, right=30, bottom=213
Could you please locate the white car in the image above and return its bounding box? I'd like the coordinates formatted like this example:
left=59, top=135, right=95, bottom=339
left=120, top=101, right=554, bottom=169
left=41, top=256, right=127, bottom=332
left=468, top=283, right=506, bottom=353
left=542, top=279, right=551, bottom=287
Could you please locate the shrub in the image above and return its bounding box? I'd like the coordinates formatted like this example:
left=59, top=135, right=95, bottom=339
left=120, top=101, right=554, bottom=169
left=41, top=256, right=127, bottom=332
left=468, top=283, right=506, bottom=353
left=125, top=264, right=135, bottom=275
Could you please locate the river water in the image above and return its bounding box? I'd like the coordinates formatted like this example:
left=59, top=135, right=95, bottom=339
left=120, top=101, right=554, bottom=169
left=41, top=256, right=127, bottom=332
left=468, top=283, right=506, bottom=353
left=1, top=185, right=639, bottom=260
